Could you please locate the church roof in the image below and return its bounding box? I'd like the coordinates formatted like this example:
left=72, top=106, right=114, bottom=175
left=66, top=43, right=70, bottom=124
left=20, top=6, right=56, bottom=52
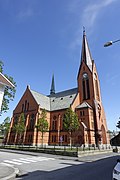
left=30, top=87, right=78, bottom=111
left=49, top=88, right=78, bottom=111
left=30, top=90, right=50, bottom=111
left=76, top=102, right=92, bottom=109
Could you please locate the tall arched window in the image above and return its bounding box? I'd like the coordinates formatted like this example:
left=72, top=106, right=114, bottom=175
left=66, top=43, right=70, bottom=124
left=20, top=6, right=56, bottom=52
left=82, top=73, right=90, bottom=100
left=29, top=114, right=35, bottom=130
left=94, top=73, right=100, bottom=101
left=52, top=115, right=57, bottom=130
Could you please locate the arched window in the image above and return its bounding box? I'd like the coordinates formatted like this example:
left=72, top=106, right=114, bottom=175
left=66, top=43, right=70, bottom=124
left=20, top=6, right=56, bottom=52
left=22, top=100, right=29, bottom=112
left=52, top=120, right=57, bottom=130
left=52, top=115, right=57, bottom=130
left=94, top=73, right=100, bottom=100
left=14, top=116, right=18, bottom=125
left=82, top=73, right=90, bottom=100
left=29, top=114, right=35, bottom=130
left=24, top=100, right=27, bottom=112
left=22, top=104, right=24, bottom=112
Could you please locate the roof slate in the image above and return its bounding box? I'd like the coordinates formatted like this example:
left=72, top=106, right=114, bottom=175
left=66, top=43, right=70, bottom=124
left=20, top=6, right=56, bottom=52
left=50, top=88, right=78, bottom=111
left=30, top=90, right=50, bottom=111
left=30, top=88, right=78, bottom=111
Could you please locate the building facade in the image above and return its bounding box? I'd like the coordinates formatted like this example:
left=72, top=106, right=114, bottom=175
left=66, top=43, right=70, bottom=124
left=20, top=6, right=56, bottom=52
left=7, top=31, right=109, bottom=146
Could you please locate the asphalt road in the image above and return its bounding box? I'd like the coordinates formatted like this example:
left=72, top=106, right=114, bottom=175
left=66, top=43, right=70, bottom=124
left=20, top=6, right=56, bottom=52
left=0, top=150, right=119, bottom=180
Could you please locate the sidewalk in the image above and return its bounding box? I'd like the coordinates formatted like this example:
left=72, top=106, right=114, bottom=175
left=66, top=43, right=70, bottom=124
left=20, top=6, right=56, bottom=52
left=0, top=163, right=19, bottom=180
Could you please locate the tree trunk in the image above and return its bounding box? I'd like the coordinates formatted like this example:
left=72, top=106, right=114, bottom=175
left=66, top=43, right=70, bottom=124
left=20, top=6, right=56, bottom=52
left=14, top=132, right=18, bottom=145
left=42, top=132, right=43, bottom=148
left=36, top=128, right=38, bottom=147
left=69, top=131, right=72, bottom=149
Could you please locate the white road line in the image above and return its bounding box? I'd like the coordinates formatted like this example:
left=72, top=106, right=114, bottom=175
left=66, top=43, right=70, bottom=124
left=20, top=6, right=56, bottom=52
left=33, top=157, right=48, bottom=161
left=4, top=160, right=22, bottom=165
left=12, top=159, right=30, bottom=164
left=19, top=158, right=37, bottom=162
left=47, top=158, right=55, bottom=160
left=1, top=162, right=14, bottom=167
left=1, top=157, right=55, bottom=167
left=33, top=157, right=55, bottom=161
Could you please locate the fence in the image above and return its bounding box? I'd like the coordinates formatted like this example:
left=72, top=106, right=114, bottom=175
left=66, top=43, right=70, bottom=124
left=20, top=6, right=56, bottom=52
left=0, top=143, right=113, bottom=155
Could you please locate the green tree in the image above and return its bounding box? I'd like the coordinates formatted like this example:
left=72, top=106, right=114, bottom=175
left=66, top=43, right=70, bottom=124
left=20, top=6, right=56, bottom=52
left=63, top=107, right=79, bottom=147
left=0, top=117, right=11, bottom=144
left=36, top=109, right=48, bottom=147
left=13, top=113, right=25, bottom=145
left=2, top=117, right=10, bottom=135
left=0, top=60, right=16, bottom=114
left=0, top=117, right=10, bottom=136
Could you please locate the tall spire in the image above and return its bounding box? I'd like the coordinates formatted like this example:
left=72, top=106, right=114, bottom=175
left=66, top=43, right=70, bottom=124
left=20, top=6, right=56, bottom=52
left=50, top=74, right=55, bottom=95
left=81, top=28, right=93, bottom=71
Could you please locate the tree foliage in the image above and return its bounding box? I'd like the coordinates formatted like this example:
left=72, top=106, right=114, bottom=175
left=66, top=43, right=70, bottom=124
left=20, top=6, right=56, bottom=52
left=63, top=107, right=79, bottom=146
left=0, top=60, right=16, bottom=114
left=13, top=113, right=25, bottom=135
left=0, top=116, right=10, bottom=136
left=13, top=113, right=25, bottom=144
left=36, top=109, right=48, bottom=146
left=63, top=107, right=79, bottom=133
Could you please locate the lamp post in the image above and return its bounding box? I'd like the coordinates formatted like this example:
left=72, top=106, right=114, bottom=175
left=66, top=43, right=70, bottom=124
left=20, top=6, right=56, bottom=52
left=104, top=39, right=120, bottom=47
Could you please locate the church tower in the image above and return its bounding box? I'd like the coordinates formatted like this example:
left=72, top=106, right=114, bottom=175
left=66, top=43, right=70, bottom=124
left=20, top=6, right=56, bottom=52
left=77, top=29, right=109, bottom=146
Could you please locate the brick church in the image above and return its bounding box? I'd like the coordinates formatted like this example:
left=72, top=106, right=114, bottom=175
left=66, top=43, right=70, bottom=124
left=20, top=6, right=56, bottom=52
left=6, top=30, right=109, bottom=146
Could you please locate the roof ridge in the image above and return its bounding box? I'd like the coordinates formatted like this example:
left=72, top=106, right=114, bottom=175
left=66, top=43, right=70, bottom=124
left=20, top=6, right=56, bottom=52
left=30, top=89, right=49, bottom=98
left=50, top=87, right=77, bottom=96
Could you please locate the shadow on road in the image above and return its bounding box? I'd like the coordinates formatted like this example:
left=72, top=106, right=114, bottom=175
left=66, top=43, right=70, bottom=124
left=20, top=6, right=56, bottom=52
left=16, top=155, right=120, bottom=180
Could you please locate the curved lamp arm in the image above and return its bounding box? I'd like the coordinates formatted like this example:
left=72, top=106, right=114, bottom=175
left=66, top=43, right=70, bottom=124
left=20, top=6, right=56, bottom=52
left=104, top=39, right=120, bottom=47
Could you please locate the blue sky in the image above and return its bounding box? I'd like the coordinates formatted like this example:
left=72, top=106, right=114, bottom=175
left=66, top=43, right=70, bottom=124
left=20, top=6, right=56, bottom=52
left=0, top=0, right=120, bottom=131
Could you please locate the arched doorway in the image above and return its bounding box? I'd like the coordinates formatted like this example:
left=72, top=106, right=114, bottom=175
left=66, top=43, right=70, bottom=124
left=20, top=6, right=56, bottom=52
left=101, top=125, right=107, bottom=144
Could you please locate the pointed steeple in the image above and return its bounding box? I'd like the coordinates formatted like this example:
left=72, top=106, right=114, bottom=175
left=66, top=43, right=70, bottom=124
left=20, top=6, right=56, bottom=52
left=81, top=28, right=93, bottom=71
left=50, top=74, right=55, bottom=95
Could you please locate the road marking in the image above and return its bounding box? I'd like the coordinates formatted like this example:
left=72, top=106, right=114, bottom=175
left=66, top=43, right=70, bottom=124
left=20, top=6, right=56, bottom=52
left=1, top=162, right=14, bottom=167
left=12, top=159, right=30, bottom=164
left=4, top=160, right=22, bottom=165
left=19, top=158, right=37, bottom=162
left=1, top=156, right=56, bottom=167
left=34, top=157, right=55, bottom=161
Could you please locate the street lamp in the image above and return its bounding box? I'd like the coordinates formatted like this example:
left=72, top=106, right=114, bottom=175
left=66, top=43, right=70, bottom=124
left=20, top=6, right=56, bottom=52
left=104, top=39, right=120, bottom=47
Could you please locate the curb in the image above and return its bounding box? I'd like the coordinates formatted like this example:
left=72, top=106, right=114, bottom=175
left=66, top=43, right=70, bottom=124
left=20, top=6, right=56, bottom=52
left=0, top=165, right=19, bottom=180
left=78, top=149, right=113, bottom=157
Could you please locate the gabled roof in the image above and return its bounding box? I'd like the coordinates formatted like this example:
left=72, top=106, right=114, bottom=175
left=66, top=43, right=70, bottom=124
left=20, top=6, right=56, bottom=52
left=76, top=102, right=92, bottom=109
left=30, top=87, right=78, bottom=111
left=50, top=88, right=78, bottom=111
left=30, top=89, right=50, bottom=111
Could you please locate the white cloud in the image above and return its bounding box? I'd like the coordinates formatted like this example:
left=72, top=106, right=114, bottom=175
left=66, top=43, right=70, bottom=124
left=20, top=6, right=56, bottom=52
left=82, top=0, right=118, bottom=30
left=15, top=1, right=40, bottom=22
left=106, top=73, right=120, bottom=85
left=68, top=0, right=118, bottom=50
left=17, top=8, right=34, bottom=19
